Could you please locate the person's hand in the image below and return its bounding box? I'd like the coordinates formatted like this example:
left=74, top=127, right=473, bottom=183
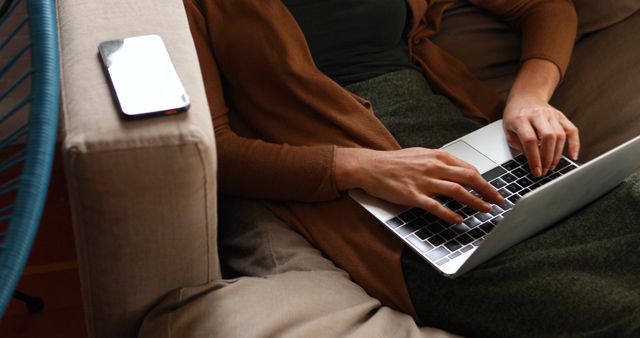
left=503, top=94, right=580, bottom=177
left=503, top=59, right=580, bottom=176
left=336, top=147, right=504, bottom=224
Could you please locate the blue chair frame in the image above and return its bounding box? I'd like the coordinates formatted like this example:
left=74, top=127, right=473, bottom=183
left=0, top=0, right=60, bottom=317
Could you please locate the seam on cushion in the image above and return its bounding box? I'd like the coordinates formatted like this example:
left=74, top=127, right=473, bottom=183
left=65, top=148, right=97, bottom=338
left=169, top=289, right=185, bottom=338
left=64, top=141, right=207, bottom=159
left=62, top=129, right=209, bottom=155
left=194, top=139, right=214, bottom=281
left=57, top=1, right=72, bottom=145
left=185, top=0, right=216, bottom=285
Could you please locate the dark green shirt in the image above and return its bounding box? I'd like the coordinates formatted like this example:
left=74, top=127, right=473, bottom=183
left=283, top=0, right=420, bottom=86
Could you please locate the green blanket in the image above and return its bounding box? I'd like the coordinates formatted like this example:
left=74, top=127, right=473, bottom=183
left=404, top=172, right=640, bottom=337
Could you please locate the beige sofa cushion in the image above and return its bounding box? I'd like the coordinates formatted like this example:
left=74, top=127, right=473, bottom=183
left=139, top=198, right=460, bottom=338
left=139, top=271, right=461, bottom=338
left=58, top=1, right=218, bottom=338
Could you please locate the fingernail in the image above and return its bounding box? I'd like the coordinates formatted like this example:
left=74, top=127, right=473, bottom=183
left=456, top=216, right=464, bottom=224
left=534, top=168, right=542, bottom=177
left=484, top=203, right=492, bottom=212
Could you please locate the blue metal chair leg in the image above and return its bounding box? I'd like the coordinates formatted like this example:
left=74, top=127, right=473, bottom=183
left=12, top=290, right=44, bottom=313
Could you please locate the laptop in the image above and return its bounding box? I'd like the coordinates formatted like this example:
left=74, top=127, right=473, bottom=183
left=349, top=120, right=640, bottom=278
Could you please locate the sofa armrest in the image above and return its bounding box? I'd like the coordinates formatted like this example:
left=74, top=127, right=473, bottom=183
left=57, top=1, right=219, bottom=338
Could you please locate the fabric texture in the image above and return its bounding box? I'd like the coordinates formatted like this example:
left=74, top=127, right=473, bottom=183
left=185, top=0, right=578, bottom=317
left=551, top=12, right=640, bottom=161
left=58, top=1, right=219, bottom=338
left=573, top=0, right=640, bottom=35
left=207, top=9, right=640, bottom=337
left=139, top=197, right=461, bottom=338
left=218, top=197, right=339, bottom=277
left=403, top=172, right=640, bottom=337
left=185, top=0, right=577, bottom=203
left=344, top=69, right=640, bottom=337
left=343, top=69, right=481, bottom=149
left=432, top=4, right=640, bottom=162
left=139, top=272, right=461, bottom=338
left=282, top=0, right=419, bottom=86
left=57, top=0, right=640, bottom=337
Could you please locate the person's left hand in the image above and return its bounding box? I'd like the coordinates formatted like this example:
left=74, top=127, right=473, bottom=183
left=503, top=95, right=580, bottom=177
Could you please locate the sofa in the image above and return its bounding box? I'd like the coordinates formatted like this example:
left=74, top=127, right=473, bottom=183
left=57, top=0, right=640, bottom=337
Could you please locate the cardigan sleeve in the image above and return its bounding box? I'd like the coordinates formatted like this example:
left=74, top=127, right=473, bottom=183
left=184, top=0, right=340, bottom=202
left=467, top=0, right=578, bottom=81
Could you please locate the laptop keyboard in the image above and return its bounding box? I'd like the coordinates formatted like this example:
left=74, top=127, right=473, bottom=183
left=385, top=154, right=579, bottom=266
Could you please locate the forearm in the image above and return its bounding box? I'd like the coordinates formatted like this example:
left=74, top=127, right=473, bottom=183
left=469, top=0, right=577, bottom=80
left=216, top=127, right=341, bottom=202
left=186, top=1, right=342, bottom=202
left=507, top=58, right=560, bottom=104
left=518, top=0, right=577, bottom=82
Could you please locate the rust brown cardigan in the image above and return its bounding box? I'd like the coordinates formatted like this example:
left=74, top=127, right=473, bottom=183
left=184, top=0, right=577, bottom=317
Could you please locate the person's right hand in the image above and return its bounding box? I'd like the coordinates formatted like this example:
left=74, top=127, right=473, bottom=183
left=336, top=147, right=504, bottom=224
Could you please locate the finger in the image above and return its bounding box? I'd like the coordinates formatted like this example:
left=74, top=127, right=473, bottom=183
left=560, top=117, right=580, bottom=161
left=415, top=195, right=463, bottom=224
left=431, top=179, right=492, bottom=213
left=432, top=149, right=478, bottom=172
left=506, top=130, right=522, bottom=151
left=510, top=120, right=542, bottom=176
left=438, top=166, right=504, bottom=205
left=531, top=114, right=556, bottom=175
left=550, top=117, right=566, bottom=170
left=429, top=151, right=497, bottom=197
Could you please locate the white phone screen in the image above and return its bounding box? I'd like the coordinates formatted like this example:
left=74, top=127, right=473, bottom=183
left=99, top=35, right=190, bottom=118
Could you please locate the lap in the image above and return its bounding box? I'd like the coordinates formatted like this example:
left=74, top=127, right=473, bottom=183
left=216, top=197, right=462, bottom=338
left=224, top=70, right=640, bottom=337
left=218, top=196, right=339, bottom=277
left=345, top=69, right=483, bottom=149
left=404, top=172, right=640, bottom=337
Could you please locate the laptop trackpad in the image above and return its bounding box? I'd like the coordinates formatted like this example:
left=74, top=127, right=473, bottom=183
left=442, top=141, right=498, bottom=174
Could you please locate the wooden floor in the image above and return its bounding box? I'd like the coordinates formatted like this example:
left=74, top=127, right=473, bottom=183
left=0, top=150, right=88, bottom=338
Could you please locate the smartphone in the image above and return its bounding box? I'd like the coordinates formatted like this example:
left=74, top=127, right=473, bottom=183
left=99, top=35, right=190, bottom=118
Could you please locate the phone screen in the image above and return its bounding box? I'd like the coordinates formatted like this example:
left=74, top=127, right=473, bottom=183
left=99, top=35, right=190, bottom=118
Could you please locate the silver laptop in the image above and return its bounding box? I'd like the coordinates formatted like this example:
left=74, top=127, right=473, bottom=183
left=349, top=120, right=640, bottom=278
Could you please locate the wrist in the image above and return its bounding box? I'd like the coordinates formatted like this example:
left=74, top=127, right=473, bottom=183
left=504, top=92, right=545, bottom=114
left=335, top=147, right=372, bottom=191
